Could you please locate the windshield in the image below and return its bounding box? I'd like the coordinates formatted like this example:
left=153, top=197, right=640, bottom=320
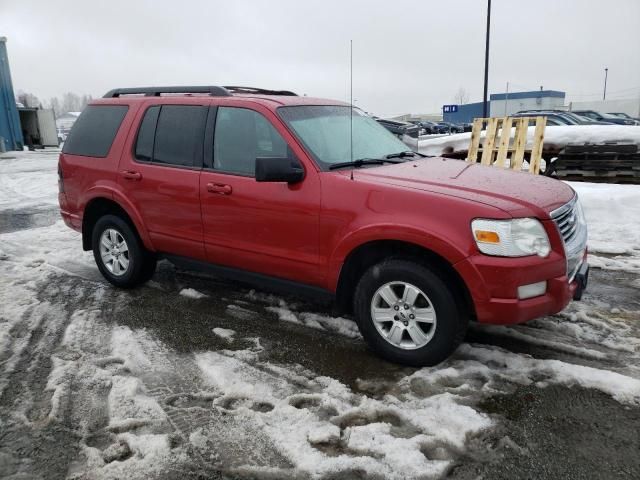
left=553, top=114, right=578, bottom=125
left=278, top=105, right=409, bottom=170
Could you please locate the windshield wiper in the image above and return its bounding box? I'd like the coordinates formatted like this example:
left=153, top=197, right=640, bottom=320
left=385, top=151, right=416, bottom=159
left=328, top=158, right=404, bottom=170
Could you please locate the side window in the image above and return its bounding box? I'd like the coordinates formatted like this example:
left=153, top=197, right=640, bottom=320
left=152, top=105, right=207, bottom=167
left=213, top=107, right=289, bottom=176
left=63, top=105, right=128, bottom=157
left=135, top=106, right=160, bottom=162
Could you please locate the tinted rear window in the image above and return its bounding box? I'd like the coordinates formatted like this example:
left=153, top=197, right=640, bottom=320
left=153, top=105, right=207, bottom=167
left=63, top=105, right=128, bottom=157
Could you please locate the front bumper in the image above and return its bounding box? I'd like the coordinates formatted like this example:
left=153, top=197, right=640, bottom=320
left=455, top=251, right=589, bottom=325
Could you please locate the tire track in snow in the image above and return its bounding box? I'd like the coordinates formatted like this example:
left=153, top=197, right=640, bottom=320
left=107, top=321, right=294, bottom=476
left=0, top=274, right=109, bottom=479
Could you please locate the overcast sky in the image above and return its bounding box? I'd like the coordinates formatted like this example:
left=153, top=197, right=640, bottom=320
left=1, top=0, right=639, bottom=116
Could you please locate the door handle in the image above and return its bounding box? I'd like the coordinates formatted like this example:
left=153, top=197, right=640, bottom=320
left=207, top=183, right=232, bottom=195
left=121, top=170, right=142, bottom=181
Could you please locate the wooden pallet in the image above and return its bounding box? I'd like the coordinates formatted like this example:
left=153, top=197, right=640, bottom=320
left=467, top=116, right=547, bottom=174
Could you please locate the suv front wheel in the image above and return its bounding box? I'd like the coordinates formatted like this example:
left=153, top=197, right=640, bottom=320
left=354, top=259, right=467, bottom=366
left=92, top=214, right=156, bottom=288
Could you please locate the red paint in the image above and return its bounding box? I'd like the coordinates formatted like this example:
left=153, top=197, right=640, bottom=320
left=60, top=92, right=579, bottom=325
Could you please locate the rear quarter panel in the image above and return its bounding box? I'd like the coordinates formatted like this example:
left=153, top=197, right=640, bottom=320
left=60, top=101, right=141, bottom=217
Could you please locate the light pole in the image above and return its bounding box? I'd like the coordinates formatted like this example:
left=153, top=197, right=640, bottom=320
left=603, top=67, right=608, bottom=101
left=482, top=0, right=491, bottom=119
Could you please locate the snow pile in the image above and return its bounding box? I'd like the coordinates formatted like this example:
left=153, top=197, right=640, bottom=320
left=179, top=287, right=208, bottom=299
left=212, top=327, right=236, bottom=342
left=245, top=290, right=361, bottom=339
left=0, top=149, right=60, bottom=210
left=570, top=182, right=640, bottom=273
left=266, top=305, right=361, bottom=339
left=456, top=344, right=640, bottom=405
left=195, top=350, right=491, bottom=479
left=544, top=302, right=640, bottom=361
left=409, top=125, right=640, bottom=157
left=0, top=220, right=97, bottom=280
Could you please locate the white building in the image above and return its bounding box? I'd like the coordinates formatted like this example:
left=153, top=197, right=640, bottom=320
left=568, top=98, right=640, bottom=117
left=489, top=90, right=565, bottom=117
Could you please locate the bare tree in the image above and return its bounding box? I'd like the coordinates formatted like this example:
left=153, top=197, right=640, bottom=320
left=80, top=94, right=93, bottom=110
left=453, top=87, right=470, bottom=105
left=18, top=91, right=94, bottom=115
left=62, top=92, right=82, bottom=114
left=16, top=91, right=41, bottom=108
left=47, top=97, right=62, bottom=116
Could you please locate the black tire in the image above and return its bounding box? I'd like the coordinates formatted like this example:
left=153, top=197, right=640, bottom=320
left=353, top=259, right=468, bottom=367
left=91, top=214, right=156, bottom=288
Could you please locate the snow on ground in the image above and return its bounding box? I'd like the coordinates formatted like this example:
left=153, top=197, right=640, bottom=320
left=0, top=149, right=60, bottom=211
left=179, top=287, right=209, bottom=299
left=1, top=149, right=640, bottom=478
left=407, top=125, right=640, bottom=157
left=570, top=182, right=640, bottom=273
left=212, top=327, right=236, bottom=341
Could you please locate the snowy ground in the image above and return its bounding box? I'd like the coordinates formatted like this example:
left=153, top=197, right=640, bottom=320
left=1, top=149, right=639, bottom=479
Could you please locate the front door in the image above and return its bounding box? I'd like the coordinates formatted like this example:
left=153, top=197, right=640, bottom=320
left=199, top=105, right=322, bottom=286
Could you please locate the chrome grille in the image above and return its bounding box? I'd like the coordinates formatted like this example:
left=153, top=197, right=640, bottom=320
left=553, top=202, right=579, bottom=244
left=551, top=195, right=588, bottom=282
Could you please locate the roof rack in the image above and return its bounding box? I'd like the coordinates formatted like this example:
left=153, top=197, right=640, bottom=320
left=103, top=85, right=298, bottom=98
left=103, top=86, right=232, bottom=98
left=223, top=86, right=297, bottom=96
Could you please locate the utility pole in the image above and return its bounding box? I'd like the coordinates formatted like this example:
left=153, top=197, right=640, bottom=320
left=603, top=67, right=608, bottom=100
left=482, top=0, right=491, bottom=119
left=504, top=81, right=509, bottom=116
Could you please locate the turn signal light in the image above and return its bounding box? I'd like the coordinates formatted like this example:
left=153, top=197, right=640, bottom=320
left=475, top=230, right=500, bottom=243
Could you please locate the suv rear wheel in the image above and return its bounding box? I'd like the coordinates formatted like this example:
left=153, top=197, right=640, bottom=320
left=92, top=215, right=156, bottom=288
left=353, top=259, right=467, bottom=366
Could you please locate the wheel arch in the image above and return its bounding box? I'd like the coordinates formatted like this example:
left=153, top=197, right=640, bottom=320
left=334, top=239, right=475, bottom=319
left=82, top=196, right=154, bottom=252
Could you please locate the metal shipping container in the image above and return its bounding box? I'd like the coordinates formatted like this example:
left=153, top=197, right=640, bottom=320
left=0, top=37, right=23, bottom=151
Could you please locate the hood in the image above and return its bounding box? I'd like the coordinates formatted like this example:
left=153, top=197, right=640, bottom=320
left=350, top=157, right=575, bottom=218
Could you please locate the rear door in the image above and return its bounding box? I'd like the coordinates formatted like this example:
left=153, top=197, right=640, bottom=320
left=118, top=102, right=208, bottom=260
left=199, top=103, right=323, bottom=286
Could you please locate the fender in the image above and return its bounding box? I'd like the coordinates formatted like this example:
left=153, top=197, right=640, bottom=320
left=81, top=184, right=156, bottom=252
left=326, top=223, right=469, bottom=291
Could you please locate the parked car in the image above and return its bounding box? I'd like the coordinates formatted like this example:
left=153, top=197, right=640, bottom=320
left=572, top=110, right=639, bottom=126
left=59, top=85, right=589, bottom=367
left=436, top=121, right=464, bottom=134
left=607, top=112, right=640, bottom=122
left=516, top=110, right=613, bottom=125
left=409, top=120, right=440, bottom=135
left=376, top=118, right=425, bottom=138
left=512, top=111, right=578, bottom=126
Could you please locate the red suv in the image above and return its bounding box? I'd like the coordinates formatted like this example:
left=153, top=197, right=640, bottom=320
left=58, top=86, right=589, bottom=366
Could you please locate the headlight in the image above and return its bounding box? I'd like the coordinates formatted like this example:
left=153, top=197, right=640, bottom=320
left=471, top=218, right=551, bottom=257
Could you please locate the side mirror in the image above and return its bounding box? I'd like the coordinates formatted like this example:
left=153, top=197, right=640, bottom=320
left=255, top=157, right=304, bottom=183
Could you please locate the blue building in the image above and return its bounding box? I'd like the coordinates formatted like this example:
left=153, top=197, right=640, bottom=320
left=0, top=37, right=23, bottom=152
left=443, top=90, right=566, bottom=124
left=443, top=101, right=484, bottom=124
